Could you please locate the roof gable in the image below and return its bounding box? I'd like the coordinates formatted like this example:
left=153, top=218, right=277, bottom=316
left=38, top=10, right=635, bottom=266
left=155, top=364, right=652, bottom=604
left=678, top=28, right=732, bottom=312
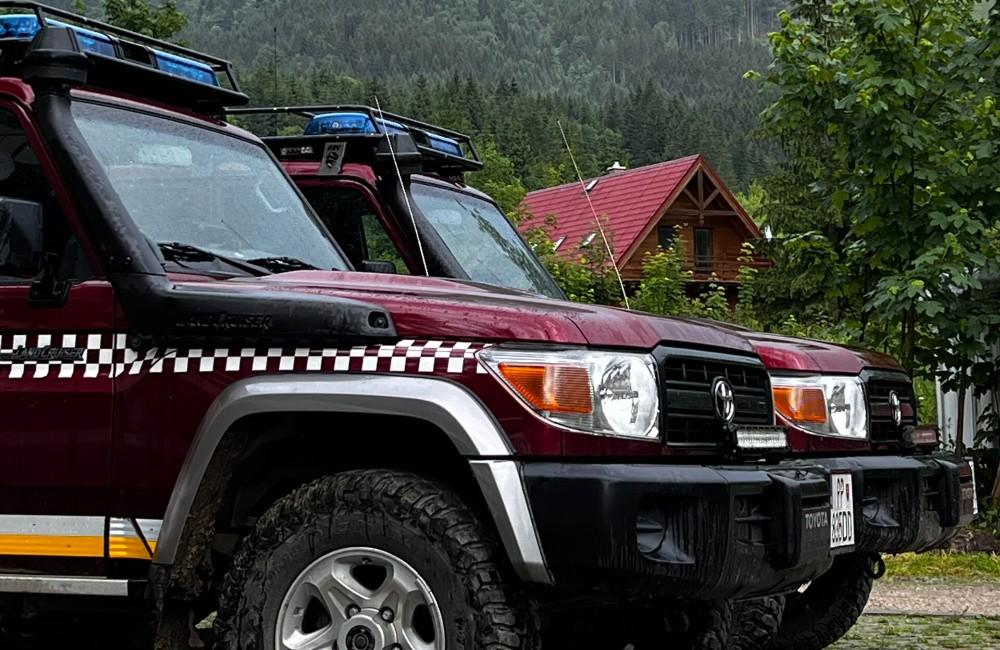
left=518, top=155, right=759, bottom=266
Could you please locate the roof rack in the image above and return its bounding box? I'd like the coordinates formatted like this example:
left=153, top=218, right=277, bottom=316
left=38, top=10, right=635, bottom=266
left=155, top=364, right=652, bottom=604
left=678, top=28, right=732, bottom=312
left=226, top=105, right=483, bottom=175
left=0, top=1, right=248, bottom=112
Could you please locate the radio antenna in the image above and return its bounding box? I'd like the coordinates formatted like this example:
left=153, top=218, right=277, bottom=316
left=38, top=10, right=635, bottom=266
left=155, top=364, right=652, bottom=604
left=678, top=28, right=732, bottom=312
left=557, top=120, right=630, bottom=309
left=374, top=95, right=429, bottom=276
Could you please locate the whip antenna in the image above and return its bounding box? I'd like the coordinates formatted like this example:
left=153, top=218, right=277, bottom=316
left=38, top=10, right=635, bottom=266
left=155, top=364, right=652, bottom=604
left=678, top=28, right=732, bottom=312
left=557, top=120, right=630, bottom=309
left=374, top=95, right=429, bottom=276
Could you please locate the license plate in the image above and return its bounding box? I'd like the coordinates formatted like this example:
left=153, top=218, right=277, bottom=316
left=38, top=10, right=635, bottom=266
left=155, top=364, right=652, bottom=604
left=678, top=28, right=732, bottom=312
left=830, top=473, right=855, bottom=549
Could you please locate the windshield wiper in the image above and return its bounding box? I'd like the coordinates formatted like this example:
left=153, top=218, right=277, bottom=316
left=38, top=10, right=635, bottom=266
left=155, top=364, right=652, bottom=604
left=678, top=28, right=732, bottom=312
left=245, top=256, right=319, bottom=272
left=157, top=242, right=270, bottom=277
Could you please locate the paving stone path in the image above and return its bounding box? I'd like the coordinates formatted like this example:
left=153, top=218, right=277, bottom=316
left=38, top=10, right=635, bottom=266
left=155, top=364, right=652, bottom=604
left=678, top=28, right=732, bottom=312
left=830, top=578, right=1000, bottom=649
left=831, top=613, right=1000, bottom=649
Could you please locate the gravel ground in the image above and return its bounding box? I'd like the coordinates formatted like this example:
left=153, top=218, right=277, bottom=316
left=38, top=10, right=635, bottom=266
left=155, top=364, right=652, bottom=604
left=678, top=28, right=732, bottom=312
left=867, top=578, right=1000, bottom=616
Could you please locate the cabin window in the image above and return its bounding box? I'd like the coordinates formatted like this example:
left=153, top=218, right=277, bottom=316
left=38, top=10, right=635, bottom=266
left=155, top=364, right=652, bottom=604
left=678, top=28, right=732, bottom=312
left=694, top=227, right=713, bottom=270
left=657, top=225, right=676, bottom=250
left=581, top=232, right=596, bottom=247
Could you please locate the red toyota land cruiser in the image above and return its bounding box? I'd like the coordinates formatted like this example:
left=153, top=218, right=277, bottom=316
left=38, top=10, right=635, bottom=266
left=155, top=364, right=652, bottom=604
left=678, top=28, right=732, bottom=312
left=0, top=6, right=842, bottom=649
left=234, top=105, right=978, bottom=649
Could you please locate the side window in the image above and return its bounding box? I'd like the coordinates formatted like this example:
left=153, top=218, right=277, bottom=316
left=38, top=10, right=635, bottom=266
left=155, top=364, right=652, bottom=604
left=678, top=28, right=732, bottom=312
left=0, top=109, right=90, bottom=282
left=301, top=186, right=409, bottom=274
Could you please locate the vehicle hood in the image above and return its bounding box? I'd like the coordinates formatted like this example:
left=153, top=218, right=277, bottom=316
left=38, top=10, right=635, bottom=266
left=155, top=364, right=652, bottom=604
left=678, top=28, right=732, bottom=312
left=189, top=271, right=756, bottom=352
left=698, top=320, right=902, bottom=374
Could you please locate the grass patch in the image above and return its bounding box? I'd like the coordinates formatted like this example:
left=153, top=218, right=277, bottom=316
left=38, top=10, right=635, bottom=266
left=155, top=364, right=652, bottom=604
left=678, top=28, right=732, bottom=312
left=884, top=551, right=1000, bottom=580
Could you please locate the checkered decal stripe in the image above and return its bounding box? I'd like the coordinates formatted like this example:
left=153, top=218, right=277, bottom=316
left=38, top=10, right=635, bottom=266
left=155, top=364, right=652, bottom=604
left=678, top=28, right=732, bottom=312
left=0, top=335, right=490, bottom=379
left=125, top=340, right=490, bottom=377
left=0, top=333, right=128, bottom=379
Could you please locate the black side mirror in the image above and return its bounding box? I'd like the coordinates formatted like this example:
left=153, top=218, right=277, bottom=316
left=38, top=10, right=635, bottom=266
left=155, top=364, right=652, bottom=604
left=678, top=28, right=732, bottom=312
left=361, top=259, right=397, bottom=274
left=0, top=197, right=43, bottom=278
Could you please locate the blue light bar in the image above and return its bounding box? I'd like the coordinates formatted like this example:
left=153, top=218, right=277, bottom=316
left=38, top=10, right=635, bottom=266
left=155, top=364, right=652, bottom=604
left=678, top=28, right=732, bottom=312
left=304, top=111, right=465, bottom=156
left=424, top=132, right=463, bottom=157
left=153, top=50, right=218, bottom=87
left=305, top=112, right=375, bottom=135
left=0, top=14, right=43, bottom=38
left=0, top=14, right=220, bottom=87
left=0, top=15, right=115, bottom=56
left=304, top=112, right=412, bottom=136
left=377, top=118, right=408, bottom=134
left=57, top=21, right=115, bottom=57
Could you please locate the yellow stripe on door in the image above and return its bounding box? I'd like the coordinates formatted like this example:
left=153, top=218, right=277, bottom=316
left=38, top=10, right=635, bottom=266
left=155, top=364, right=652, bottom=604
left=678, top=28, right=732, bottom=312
left=0, top=516, right=162, bottom=559
left=0, top=534, right=105, bottom=557
left=108, top=537, right=155, bottom=560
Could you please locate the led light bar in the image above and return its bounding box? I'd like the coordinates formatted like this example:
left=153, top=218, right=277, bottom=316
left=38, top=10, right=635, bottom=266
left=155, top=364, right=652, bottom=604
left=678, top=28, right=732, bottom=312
left=304, top=111, right=465, bottom=157
left=0, top=14, right=220, bottom=87
left=152, top=49, right=218, bottom=87
left=735, top=426, right=789, bottom=451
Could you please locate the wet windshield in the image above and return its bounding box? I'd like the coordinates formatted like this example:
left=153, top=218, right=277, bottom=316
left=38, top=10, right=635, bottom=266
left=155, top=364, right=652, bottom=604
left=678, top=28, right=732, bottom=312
left=71, top=101, right=348, bottom=274
left=410, top=182, right=563, bottom=298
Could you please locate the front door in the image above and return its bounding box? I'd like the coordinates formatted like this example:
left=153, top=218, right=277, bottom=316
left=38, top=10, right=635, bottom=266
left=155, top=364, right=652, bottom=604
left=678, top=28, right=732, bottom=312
left=0, top=103, right=114, bottom=571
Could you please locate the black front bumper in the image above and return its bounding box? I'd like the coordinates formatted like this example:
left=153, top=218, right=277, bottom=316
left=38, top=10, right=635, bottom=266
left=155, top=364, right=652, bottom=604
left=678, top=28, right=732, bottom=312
left=813, top=453, right=976, bottom=554
left=523, top=462, right=835, bottom=600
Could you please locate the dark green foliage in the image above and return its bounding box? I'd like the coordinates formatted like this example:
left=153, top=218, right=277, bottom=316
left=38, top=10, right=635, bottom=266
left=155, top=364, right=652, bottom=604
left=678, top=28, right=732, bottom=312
left=45, top=0, right=788, bottom=192
left=103, top=0, right=186, bottom=38
left=62, top=0, right=186, bottom=39
left=170, top=0, right=783, bottom=98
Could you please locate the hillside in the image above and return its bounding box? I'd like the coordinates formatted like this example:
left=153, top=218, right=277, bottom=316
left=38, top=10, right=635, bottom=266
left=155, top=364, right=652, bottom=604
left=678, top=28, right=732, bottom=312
left=183, top=0, right=785, bottom=189
left=172, top=0, right=781, bottom=98
left=54, top=0, right=786, bottom=189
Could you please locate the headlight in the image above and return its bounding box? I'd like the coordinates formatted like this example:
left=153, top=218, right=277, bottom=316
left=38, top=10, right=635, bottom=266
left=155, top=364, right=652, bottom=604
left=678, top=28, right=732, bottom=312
left=478, top=348, right=660, bottom=440
left=771, top=375, right=868, bottom=438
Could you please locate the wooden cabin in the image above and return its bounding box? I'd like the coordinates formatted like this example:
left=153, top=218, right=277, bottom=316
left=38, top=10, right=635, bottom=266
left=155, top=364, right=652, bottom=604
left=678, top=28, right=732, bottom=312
left=518, top=155, right=768, bottom=291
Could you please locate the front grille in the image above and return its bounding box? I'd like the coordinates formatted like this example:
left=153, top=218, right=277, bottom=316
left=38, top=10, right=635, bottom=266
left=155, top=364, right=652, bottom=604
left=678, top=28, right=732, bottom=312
left=865, top=371, right=917, bottom=444
left=657, top=347, right=773, bottom=446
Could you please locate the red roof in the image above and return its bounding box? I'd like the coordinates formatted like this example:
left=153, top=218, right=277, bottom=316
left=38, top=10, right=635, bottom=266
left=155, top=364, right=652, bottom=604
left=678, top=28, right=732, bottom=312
left=520, top=155, right=757, bottom=266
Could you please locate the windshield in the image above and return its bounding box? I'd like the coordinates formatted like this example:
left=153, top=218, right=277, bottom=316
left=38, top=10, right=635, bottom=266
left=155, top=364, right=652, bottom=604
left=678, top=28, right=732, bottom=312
left=70, top=101, right=348, bottom=273
left=410, top=182, right=563, bottom=298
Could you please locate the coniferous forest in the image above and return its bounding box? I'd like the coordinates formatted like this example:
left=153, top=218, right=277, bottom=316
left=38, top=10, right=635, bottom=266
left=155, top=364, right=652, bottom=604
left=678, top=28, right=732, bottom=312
left=64, top=0, right=786, bottom=191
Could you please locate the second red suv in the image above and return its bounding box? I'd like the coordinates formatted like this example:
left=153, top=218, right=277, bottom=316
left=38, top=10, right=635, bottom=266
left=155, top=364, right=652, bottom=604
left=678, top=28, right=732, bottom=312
left=232, top=104, right=978, bottom=650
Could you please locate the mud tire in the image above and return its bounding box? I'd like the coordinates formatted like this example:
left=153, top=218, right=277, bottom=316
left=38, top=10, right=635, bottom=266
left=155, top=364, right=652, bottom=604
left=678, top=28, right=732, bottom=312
left=216, top=469, right=538, bottom=650
left=633, top=599, right=733, bottom=650
left=730, top=596, right=785, bottom=650
left=769, top=554, right=875, bottom=650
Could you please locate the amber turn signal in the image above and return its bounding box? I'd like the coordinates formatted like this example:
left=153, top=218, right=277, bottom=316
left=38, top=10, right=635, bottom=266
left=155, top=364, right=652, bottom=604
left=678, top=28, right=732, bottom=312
left=497, top=363, right=593, bottom=414
left=773, top=386, right=827, bottom=424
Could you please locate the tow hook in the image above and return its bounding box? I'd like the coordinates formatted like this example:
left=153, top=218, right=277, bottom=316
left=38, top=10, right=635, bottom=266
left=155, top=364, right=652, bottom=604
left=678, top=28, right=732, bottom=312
left=864, top=554, right=887, bottom=580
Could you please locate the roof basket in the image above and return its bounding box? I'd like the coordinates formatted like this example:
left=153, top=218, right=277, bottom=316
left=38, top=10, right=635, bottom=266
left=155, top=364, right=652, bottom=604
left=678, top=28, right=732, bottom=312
left=226, top=105, right=484, bottom=175
left=0, top=1, right=247, bottom=113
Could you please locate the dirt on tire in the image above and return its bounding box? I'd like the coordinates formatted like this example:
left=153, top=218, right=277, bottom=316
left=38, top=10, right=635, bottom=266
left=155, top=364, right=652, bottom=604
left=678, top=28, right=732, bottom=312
left=730, top=595, right=784, bottom=650
left=216, top=469, right=539, bottom=650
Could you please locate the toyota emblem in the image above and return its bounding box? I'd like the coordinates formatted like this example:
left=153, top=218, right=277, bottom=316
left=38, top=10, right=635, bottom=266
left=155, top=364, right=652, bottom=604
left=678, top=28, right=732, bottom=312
left=712, top=378, right=736, bottom=425
left=888, top=390, right=902, bottom=427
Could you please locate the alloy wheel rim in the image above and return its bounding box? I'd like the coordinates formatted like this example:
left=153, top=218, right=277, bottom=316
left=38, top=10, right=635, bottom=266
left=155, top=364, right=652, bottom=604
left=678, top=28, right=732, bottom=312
left=275, top=546, right=445, bottom=650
